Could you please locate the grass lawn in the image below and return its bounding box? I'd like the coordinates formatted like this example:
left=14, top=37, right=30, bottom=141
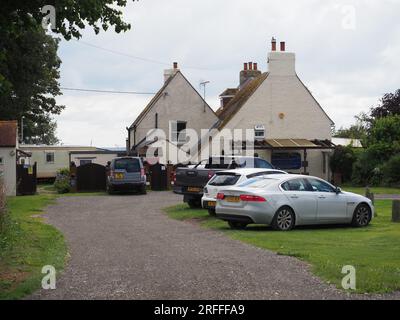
left=165, top=200, right=400, bottom=294
left=0, top=194, right=67, bottom=300
left=341, top=186, right=400, bottom=195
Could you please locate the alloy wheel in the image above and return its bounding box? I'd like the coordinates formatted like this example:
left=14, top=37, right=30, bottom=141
left=355, top=205, right=370, bottom=226
left=276, top=209, right=293, bottom=231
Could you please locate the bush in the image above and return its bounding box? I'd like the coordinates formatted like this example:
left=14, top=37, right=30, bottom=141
left=382, top=154, right=400, bottom=185
left=53, top=168, right=71, bottom=194
left=351, top=149, right=382, bottom=185
left=329, top=145, right=356, bottom=182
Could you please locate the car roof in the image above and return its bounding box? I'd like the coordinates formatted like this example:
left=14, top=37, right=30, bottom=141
left=259, top=174, right=326, bottom=182
left=215, top=168, right=283, bottom=175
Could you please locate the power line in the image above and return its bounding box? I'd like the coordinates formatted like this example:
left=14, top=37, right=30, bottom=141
left=74, top=39, right=216, bottom=71
left=60, top=87, right=156, bottom=95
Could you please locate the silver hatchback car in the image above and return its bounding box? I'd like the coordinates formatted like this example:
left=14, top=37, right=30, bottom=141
left=216, top=174, right=374, bottom=231
left=106, top=157, right=147, bottom=194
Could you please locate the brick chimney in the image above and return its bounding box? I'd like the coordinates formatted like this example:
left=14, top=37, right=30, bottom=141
left=271, top=37, right=277, bottom=51
left=267, top=40, right=296, bottom=76
left=164, top=62, right=179, bottom=82
left=239, top=62, right=261, bottom=88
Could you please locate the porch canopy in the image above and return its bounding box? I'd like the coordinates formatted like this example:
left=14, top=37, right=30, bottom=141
left=236, top=138, right=335, bottom=174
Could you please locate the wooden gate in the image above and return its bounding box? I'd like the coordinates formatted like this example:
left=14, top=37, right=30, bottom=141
left=16, top=162, right=37, bottom=195
left=76, top=163, right=106, bottom=192
left=149, top=163, right=168, bottom=191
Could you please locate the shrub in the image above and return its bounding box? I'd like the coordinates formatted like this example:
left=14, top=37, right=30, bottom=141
left=53, top=168, right=71, bottom=194
left=382, top=154, right=400, bottom=185
left=329, top=145, right=356, bottom=182
left=351, top=149, right=381, bottom=185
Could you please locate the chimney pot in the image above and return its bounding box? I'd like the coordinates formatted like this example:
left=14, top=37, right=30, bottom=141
left=243, top=63, right=248, bottom=71
left=280, top=42, right=285, bottom=52
left=271, top=37, right=277, bottom=51
left=173, top=62, right=178, bottom=69
left=254, top=63, right=258, bottom=71
left=248, top=62, right=253, bottom=70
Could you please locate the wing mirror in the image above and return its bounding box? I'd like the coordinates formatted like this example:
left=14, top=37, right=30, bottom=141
left=335, top=187, right=342, bottom=194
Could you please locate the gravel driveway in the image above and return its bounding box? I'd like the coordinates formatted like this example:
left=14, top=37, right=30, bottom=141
left=30, top=192, right=398, bottom=300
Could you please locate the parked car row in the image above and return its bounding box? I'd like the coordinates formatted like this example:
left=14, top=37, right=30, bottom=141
left=173, top=156, right=374, bottom=231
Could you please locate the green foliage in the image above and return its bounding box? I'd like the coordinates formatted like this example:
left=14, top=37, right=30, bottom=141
left=0, top=194, right=66, bottom=299
left=1, top=1, right=135, bottom=143
left=329, top=145, right=356, bottom=182
left=0, top=24, right=63, bottom=144
left=382, top=154, right=400, bottom=185
left=53, top=169, right=71, bottom=194
left=165, top=201, right=400, bottom=294
left=333, top=122, right=367, bottom=141
left=352, top=115, right=400, bottom=185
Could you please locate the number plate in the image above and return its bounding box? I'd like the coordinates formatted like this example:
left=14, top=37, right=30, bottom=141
left=187, top=187, right=201, bottom=192
left=114, top=173, right=124, bottom=179
left=225, top=196, right=240, bottom=203
left=207, top=201, right=216, bottom=207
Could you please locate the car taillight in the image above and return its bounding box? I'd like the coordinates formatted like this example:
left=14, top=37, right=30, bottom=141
left=216, top=193, right=225, bottom=200
left=110, top=170, right=114, bottom=177
left=208, top=171, right=215, bottom=180
left=141, top=168, right=145, bottom=177
left=239, top=194, right=266, bottom=202
left=173, top=171, right=176, bottom=183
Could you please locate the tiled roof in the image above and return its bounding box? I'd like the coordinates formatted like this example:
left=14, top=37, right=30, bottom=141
left=217, top=73, right=268, bottom=130
left=0, top=120, right=17, bottom=147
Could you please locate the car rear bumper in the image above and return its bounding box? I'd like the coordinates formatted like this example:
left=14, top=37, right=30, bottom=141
left=202, top=196, right=216, bottom=209
left=216, top=213, right=254, bottom=224
left=109, top=182, right=145, bottom=191
left=216, top=204, right=275, bottom=225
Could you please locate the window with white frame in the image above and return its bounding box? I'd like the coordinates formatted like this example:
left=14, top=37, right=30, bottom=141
left=170, top=120, right=187, bottom=143
left=45, top=152, right=55, bottom=163
left=254, top=125, right=265, bottom=140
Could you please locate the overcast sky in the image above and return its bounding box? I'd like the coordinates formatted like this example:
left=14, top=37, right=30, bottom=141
left=54, top=0, right=400, bottom=147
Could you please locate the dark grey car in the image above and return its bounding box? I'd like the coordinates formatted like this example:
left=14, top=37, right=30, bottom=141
left=106, top=157, right=147, bottom=194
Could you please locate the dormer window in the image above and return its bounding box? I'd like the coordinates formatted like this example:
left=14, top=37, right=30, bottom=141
left=254, top=125, right=265, bottom=140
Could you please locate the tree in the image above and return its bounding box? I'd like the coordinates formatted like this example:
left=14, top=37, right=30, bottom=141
left=0, top=25, right=63, bottom=144
left=329, top=145, right=357, bottom=183
left=370, top=89, right=400, bottom=120
left=0, top=1, right=136, bottom=143
left=1, top=1, right=135, bottom=40
left=352, top=115, right=400, bottom=185
left=333, top=122, right=367, bottom=141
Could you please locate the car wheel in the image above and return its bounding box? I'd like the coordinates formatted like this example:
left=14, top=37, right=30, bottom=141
left=228, top=221, right=247, bottom=230
left=188, top=199, right=201, bottom=208
left=272, top=207, right=295, bottom=231
left=352, top=203, right=371, bottom=227
left=208, top=208, right=216, bottom=216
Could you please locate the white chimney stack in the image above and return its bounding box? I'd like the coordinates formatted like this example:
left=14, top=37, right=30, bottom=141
left=267, top=40, right=295, bottom=75
left=164, top=62, right=179, bottom=82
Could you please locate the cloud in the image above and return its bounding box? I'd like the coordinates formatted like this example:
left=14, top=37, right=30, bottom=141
left=54, top=0, right=400, bottom=146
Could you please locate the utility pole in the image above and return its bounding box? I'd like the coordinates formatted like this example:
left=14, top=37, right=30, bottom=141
left=200, top=80, right=210, bottom=113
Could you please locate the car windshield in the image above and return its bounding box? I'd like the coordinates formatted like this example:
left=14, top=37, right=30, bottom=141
left=114, top=158, right=140, bottom=172
left=208, top=174, right=240, bottom=186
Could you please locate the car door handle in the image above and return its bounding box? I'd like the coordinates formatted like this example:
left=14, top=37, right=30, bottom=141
left=318, top=196, right=326, bottom=199
left=290, top=195, right=299, bottom=199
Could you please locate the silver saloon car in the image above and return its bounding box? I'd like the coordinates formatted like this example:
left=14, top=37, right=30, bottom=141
left=215, top=174, right=374, bottom=231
